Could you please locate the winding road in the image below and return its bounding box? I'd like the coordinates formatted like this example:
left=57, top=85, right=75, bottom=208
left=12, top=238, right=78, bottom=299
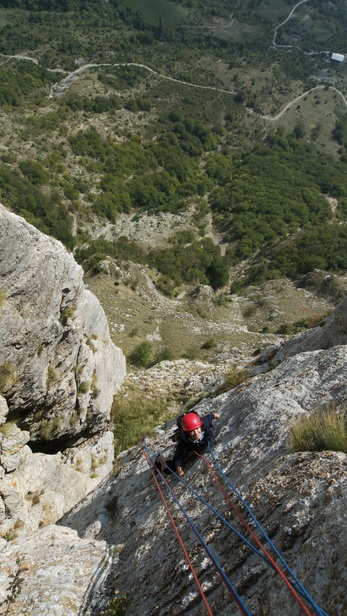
left=1, top=0, right=346, bottom=121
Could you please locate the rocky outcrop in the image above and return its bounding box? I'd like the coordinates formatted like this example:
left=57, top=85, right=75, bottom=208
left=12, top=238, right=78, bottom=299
left=0, top=205, right=126, bottom=538
left=0, top=525, right=110, bottom=615
left=1, top=333, right=346, bottom=614
left=261, top=294, right=347, bottom=367
left=0, top=205, right=125, bottom=443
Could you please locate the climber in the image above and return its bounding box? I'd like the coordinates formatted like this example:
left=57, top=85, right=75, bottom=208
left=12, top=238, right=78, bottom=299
left=155, top=411, right=220, bottom=477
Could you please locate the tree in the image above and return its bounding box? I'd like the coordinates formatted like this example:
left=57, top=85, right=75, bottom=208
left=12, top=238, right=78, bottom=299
left=129, top=341, right=153, bottom=368
left=206, top=257, right=229, bottom=290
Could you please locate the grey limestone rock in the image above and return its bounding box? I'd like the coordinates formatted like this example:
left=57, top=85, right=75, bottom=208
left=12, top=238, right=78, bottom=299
left=62, top=344, right=347, bottom=616
left=0, top=525, right=110, bottom=616
left=0, top=204, right=125, bottom=441
left=264, top=295, right=347, bottom=367
left=0, top=205, right=126, bottom=537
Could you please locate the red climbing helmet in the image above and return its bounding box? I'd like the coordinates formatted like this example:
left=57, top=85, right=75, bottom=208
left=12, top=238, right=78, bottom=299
left=181, top=413, right=203, bottom=432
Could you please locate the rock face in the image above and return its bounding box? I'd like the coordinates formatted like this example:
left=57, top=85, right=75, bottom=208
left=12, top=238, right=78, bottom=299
left=0, top=525, right=110, bottom=616
left=0, top=204, right=126, bottom=539
left=61, top=338, right=346, bottom=616
left=0, top=205, right=125, bottom=442
left=273, top=294, right=347, bottom=361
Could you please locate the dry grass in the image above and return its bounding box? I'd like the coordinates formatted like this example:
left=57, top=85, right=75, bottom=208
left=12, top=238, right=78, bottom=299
left=112, top=391, right=174, bottom=456
left=290, top=407, right=347, bottom=453
left=0, top=287, right=7, bottom=309
left=0, top=362, right=17, bottom=394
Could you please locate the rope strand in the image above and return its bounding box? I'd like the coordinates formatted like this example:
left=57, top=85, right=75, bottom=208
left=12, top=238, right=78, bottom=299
left=142, top=447, right=214, bottom=616
left=143, top=442, right=253, bottom=616
left=207, top=443, right=329, bottom=616
left=194, top=450, right=316, bottom=616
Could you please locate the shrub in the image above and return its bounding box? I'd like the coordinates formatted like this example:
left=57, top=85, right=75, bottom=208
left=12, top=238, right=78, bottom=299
left=290, top=407, right=347, bottom=453
left=152, top=348, right=174, bottom=364
left=128, top=341, right=153, bottom=368
left=104, top=594, right=129, bottom=616
left=277, top=323, right=295, bottom=335
left=201, top=338, right=217, bottom=350
left=78, top=381, right=90, bottom=395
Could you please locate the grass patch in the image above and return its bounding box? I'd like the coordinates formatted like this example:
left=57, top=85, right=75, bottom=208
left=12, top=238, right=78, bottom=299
left=290, top=407, right=347, bottom=453
left=0, top=287, right=7, bottom=308
left=213, top=367, right=250, bottom=396
left=112, top=392, right=172, bottom=456
left=77, top=381, right=90, bottom=395
left=0, top=362, right=17, bottom=394
left=0, top=421, right=16, bottom=436
left=104, top=593, right=129, bottom=616
left=201, top=337, right=217, bottom=350
left=47, top=365, right=57, bottom=388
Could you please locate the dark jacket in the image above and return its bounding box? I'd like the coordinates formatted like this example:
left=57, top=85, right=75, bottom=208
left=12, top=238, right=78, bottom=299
left=172, top=413, right=216, bottom=470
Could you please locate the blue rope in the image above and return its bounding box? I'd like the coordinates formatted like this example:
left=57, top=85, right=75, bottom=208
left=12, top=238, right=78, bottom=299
left=208, top=443, right=329, bottom=616
left=157, top=456, right=275, bottom=569
left=143, top=442, right=253, bottom=616
left=154, top=448, right=314, bottom=606
left=168, top=449, right=317, bottom=607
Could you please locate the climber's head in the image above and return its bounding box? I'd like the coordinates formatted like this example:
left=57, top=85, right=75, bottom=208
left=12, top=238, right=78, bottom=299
left=182, top=413, right=203, bottom=442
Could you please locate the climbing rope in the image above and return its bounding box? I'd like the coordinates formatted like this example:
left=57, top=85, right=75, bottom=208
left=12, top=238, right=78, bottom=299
left=142, top=439, right=328, bottom=616
left=153, top=448, right=314, bottom=616
left=143, top=441, right=253, bottom=616
left=207, top=443, right=329, bottom=616
left=193, top=449, right=318, bottom=615
left=142, top=446, right=214, bottom=616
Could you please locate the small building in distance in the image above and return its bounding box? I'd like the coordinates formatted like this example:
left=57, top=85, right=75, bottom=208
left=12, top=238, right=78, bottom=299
left=331, top=52, right=345, bottom=62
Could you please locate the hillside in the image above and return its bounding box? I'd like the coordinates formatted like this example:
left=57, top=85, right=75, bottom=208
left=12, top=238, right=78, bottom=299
left=0, top=0, right=346, bottom=263
left=0, top=189, right=346, bottom=615
left=0, top=0, right=346, bottom=384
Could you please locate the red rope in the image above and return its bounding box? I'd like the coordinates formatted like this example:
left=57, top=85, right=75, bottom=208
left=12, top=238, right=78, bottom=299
left=194, top=451, right=314, bottom=616
left=142, top=448, right=214, bottom=616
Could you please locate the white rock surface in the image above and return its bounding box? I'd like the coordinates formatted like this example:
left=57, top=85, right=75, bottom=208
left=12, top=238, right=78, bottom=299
left=0, top=525, right=110, bottom=616
left=0, top=205, right=126, bottom=537
left=0, top=204, right=125, bottom=439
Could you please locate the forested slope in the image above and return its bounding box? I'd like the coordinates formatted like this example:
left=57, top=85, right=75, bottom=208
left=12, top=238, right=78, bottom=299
left=0, top=0, right=346, bottom=310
